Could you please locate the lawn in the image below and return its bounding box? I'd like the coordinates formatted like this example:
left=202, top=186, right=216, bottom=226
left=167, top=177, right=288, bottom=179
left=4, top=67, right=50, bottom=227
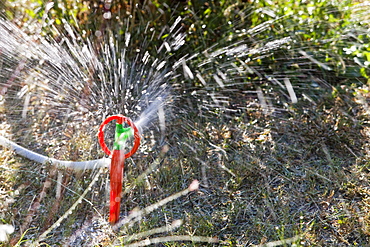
left=0, top=0, right=370, bottom=246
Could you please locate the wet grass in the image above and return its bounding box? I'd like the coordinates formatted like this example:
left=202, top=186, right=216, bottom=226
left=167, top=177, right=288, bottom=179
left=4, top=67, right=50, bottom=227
left=1, top=0, right=370, bottom=246
left=162, top=84, right=370, bottom=245
left=1, top=64, right=370, bottom=246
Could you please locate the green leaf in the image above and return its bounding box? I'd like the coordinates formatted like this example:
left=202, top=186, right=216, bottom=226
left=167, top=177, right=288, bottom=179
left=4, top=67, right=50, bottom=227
left=204, top=8, right=212, bottom=16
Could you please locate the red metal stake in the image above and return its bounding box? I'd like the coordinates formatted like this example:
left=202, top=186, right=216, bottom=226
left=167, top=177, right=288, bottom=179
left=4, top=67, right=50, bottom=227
left=109, top=149, right=125, bottom=224
left=98, top=115, right=141, bottom=224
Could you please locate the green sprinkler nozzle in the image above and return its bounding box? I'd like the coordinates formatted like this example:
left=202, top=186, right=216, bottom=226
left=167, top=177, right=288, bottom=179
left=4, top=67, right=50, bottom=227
left=114, top=123, right=133, bottom=150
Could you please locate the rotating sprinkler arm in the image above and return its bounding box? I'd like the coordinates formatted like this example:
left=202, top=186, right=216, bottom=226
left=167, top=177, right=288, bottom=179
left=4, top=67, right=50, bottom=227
left=0, top=136, right=110, bottom=170
left=114, top=124, right=132, bottom=150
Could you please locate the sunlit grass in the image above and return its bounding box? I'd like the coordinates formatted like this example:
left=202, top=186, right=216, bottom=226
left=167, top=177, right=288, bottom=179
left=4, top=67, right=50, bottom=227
left=1, top=0, right=370, bottom=246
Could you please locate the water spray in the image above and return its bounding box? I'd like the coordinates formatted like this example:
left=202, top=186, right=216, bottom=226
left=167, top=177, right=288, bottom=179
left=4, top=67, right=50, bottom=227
left=98, top=115, right=141, bottom=224
left=0, top=114, right=141, bottom=226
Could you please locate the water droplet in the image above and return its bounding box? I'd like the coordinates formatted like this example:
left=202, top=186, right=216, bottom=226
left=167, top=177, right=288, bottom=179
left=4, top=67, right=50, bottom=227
left=95, top=30, right=102, bottom=37
left=103, top=12, right=112, bottom=20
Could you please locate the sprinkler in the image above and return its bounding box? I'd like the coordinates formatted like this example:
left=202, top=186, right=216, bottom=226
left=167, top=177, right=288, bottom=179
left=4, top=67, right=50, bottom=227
left=98, top=115, right=141, bottom=224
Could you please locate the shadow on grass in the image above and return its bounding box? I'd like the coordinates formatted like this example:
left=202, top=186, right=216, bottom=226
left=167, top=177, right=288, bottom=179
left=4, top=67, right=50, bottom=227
left=166, top=84, right=370, bottom=246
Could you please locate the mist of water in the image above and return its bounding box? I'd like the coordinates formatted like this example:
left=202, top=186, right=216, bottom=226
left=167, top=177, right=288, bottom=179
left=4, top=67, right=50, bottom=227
left=0, top=2, right=367, bottom=245
left=0, top=15, right=177, bottom=159
left=0, top=11, right=271, bottom=160
left=0, top=8, right=345, bottom=164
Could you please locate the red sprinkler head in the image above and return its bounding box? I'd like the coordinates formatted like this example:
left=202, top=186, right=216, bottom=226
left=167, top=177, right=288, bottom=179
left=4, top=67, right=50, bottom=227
left=98, top=115, right=141, bottom=224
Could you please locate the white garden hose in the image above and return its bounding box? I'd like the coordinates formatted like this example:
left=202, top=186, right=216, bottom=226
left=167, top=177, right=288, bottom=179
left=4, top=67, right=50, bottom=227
left=0, top=136, right=110, bottom=170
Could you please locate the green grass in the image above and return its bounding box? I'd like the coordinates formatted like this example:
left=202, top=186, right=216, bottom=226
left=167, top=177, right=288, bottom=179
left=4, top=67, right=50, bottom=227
left=1, top=0, right=370, bottom=246
left=1, top=79, right=370, bottom=246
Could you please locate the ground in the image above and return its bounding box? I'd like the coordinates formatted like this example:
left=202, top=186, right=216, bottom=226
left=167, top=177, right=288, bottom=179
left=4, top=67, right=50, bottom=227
left=1, top=0, right=370, bottom=246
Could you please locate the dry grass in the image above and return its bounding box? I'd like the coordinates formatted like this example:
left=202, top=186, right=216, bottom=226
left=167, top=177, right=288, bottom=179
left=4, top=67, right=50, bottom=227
left=0, top=34, right=369, bottom=245
left=1, top=1, right=370, bottom=246
left=145, top=83, right=370, bottom=245
left=2, top=81, right=370, bottom=246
